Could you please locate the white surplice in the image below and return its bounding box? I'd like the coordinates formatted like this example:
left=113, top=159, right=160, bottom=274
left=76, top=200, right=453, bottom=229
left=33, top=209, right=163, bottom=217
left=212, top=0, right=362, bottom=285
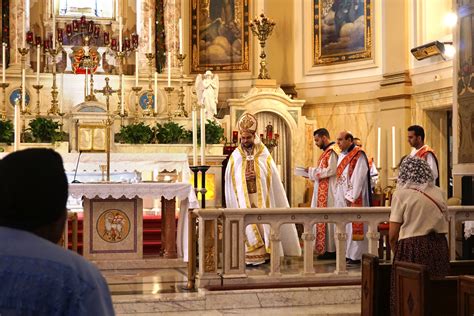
left=334, top=146, right=371, bottom=261
left=410, top=146, right=439, bottom=183
left=308, top=149, right=338, bottom=252
left=225, top=143, right=302, bottom=263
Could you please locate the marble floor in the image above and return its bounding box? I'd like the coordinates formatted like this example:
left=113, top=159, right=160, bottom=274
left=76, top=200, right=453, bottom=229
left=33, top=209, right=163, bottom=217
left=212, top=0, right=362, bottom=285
left=105, top=257, right=363, bottom=315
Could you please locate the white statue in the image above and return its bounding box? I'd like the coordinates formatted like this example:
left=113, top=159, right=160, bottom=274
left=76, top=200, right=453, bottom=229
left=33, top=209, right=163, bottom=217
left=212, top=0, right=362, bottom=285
left=195, top=70, right=219, bottom=120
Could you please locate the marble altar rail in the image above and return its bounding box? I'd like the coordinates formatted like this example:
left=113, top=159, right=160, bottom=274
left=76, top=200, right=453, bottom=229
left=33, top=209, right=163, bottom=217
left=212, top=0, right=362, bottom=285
left=192, top=206, right=474, bottom=288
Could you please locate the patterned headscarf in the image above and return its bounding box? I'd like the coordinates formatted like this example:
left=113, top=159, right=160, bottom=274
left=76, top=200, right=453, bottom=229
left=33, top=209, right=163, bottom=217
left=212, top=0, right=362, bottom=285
left=397, top=156, right=434, bottom=186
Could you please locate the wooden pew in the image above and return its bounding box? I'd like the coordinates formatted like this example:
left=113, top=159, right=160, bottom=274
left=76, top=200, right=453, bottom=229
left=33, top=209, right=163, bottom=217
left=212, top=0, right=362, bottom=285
left=394, top=261, right=457, bottom=316
left=361, top=254, right=391, bottom=316
left=458, top=275, right=474, bottom=315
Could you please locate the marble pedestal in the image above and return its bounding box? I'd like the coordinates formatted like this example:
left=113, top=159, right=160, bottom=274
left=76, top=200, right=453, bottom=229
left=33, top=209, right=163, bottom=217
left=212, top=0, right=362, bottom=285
left=83, top=197, right=143, bottom=260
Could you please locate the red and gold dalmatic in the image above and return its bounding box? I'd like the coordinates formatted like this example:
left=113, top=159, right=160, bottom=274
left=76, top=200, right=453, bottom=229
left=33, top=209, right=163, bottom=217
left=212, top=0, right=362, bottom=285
left=415, top=145, right=437, bottom=160
left=314, top=144, right=336, bottom=254
left=336, top=146, right=365, bottom=241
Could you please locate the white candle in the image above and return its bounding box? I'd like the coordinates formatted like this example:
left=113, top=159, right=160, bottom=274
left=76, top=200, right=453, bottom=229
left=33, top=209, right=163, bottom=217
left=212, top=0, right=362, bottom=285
left=52, top=7, right=56, bottom=49
left=119, top=17, right=123, bottom=51
left=178, top=18, right=183, bottom=54
left=22, top=7, right=26, bottom=48
left=376, top=127, right=381, bottom=169
left=192, top=106, right=198, bottom=166
left=121, top=75, right=125, bottom=115
left=115, top=0, right=119, bottom=18
left=59, top=73, right=64, bottom=113
left=148, top=17, right=153, bottom=53
left=167, top=52, right=171, bottom=87
left=135, top=51, right=139, bottom=86
left=2, top=43, right=5, bottom=84
left=21, top=69, right=26, bottom=112
left=36, top=45, right=40, bottom=84
left=14, top=99, right=19, bottom=151
left=391, top=126, right=396, bottom=169
left=153, top=71, right=158, bottom=113
left=200, top=106, right=206, bottom=165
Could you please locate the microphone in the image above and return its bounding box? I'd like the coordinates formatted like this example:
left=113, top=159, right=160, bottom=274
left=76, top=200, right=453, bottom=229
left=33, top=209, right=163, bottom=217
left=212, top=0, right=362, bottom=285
left=72, top=151, right=82, bottom=184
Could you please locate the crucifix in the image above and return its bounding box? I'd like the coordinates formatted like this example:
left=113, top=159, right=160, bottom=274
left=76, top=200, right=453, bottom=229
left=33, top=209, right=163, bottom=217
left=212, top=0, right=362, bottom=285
left=94, top=77, right=119, bottom=182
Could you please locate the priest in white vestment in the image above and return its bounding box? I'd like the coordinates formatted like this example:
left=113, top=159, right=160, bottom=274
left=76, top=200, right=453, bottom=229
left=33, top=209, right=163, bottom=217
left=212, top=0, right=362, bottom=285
left=334, top=131, right=371, bottom=264
left=307, top=128, right=338, bottom=259
left=225, top=113, right=301, bottom=265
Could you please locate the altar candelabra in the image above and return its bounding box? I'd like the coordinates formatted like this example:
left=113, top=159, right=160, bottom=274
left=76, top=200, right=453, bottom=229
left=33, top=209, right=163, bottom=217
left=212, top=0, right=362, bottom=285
left=114, top=51, right=128, bottom=117
left=18, top=48, right=31, bottom=115
left=164, top=87, right=174, bottom=120
left=250, top=13, right=276, bottom=80
left=175, top=54, right=188, bottom=117
left=142, top=52, right=156, bottom=117
left=47, top=44, right=63, bottom=115
left=32, top=84, right=43, bottom=116
left=0, top=83, right=9, bottom=120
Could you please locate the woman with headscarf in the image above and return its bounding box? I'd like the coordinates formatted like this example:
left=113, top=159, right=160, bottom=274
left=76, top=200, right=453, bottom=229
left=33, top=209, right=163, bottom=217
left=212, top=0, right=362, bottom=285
left=389, top=156, right=449, bottom=314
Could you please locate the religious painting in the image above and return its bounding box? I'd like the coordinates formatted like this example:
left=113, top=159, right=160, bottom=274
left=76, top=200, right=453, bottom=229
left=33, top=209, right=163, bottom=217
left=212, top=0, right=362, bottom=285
left=97, top=209, right=131, bottom=243
left=78, top=124, right=106, bottom=152
left=191, top=0, right=250, bottom=73
left=313, top=0, right=372, bottom=66
left=456, top=9, right=474, bottom=163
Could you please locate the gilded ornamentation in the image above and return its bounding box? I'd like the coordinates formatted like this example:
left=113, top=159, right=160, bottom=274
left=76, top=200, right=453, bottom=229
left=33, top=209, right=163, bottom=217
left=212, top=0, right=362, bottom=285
left=96, top=209, right=130, bottom=243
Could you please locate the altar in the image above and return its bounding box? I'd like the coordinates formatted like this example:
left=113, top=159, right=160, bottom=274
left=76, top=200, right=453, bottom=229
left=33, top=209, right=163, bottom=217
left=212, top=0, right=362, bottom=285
left=69, top=182, right=199, bottom=261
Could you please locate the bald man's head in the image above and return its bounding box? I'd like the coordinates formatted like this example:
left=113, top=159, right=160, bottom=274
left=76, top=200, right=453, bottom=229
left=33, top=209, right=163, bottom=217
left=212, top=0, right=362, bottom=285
left=336, top=131, right=354, bottom=151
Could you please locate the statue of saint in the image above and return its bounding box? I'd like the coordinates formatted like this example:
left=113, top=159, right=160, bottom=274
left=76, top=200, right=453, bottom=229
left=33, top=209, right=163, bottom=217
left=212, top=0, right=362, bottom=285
left=195, top=70, right=219, bottom=120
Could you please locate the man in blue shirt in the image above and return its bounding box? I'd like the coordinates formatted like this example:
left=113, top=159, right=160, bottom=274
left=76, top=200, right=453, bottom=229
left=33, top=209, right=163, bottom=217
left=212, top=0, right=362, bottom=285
left=0, top=148, right=115, bottom=315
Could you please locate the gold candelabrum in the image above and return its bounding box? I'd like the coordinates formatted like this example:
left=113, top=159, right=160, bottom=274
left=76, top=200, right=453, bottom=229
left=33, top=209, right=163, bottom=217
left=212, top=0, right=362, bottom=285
left=131, top=86, right=142, bottom=120
left=32, top=84, right=43, bottom=116
left=94, top=77, right=118, bottom=182
left=164, top=86, right=174, bottom=120
left=114, top=51, right=128, bottom=118
left=175, top=54, right=188, bottom=117
left=250, top=13, right=276, bottom=80
left=0, top=83, right=9, bottom=120
left=18, top=48, right=31, bottom=116
left=47, top=44, right=63, bottom=115
left=143, top=52, right=156, bottom=117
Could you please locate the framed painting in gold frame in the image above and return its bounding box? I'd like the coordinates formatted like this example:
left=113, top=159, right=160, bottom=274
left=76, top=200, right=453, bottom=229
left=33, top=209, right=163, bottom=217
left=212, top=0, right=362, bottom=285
left=313, top=0, right=372, bottom=66
left=190, top=0, right=250, bottom=73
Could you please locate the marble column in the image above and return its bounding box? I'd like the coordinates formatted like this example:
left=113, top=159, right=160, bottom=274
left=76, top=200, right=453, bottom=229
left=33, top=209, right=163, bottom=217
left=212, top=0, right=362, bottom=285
left=269, top=229, right=282, bottom=277
left=136, top=0, right=156, bottom=72
left=9, top=0, right=30, bottom=69
left=164, top=0, right=180, bottom=71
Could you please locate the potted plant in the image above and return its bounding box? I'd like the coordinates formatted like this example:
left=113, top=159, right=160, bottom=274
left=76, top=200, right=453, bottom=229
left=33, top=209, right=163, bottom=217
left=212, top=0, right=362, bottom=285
left=26, top=117, right=65, bottom=143
left=155, top=121, right=189, bottom=144
left=0, top=119, right=14, bottom=145
left=116, top=122, right=154, bottom=144
left=198, top=119, right=224, bottom=144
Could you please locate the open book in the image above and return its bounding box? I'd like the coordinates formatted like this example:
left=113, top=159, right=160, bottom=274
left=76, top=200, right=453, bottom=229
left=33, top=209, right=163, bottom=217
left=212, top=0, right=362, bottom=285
left=294, top=166, right=309, bottom=177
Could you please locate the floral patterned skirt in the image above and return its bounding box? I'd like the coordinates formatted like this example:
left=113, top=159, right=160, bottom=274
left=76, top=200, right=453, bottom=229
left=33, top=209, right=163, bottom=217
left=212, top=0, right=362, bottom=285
left=390, top=232, right=450, bottom=315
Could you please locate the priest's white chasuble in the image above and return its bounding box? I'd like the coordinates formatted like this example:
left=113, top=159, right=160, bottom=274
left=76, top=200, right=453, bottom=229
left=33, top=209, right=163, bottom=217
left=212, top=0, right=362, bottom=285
left=309, top=143, right=338, bottom=254
left=225, top=143, right=302, bottom=264
left=334, top=145, right=370, bottom=261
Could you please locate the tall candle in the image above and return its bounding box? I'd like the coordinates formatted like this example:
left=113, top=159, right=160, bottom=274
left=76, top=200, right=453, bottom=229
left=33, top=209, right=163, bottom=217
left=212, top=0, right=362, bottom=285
left=121, top=75, right=125, bottom=115
left=153, top=71, right=158, bottom=113
left=119, top=17, right=123, bottom=51
left=36, top=45, right=40, bottom=84
left=178, top=18, right=183, bottom=54
left=52, top=6, right=56, bottom=49
left=135, top=51, right=139, bottom=86
left=21, top=69, right=26, bottom=112
left=2, top=43, right=5, bottom=84
left=167, top=52, right=171, bottom=87
left=376, top=127, right=381, bottom=169
left=22, top=7, right=26, bottom=48
left=192, top=107, right=198, bottom=165
left=200, top=106, right=206, bottom=165
left=14, top=99, right=19, bottom=151
left=391, top=126, right=396, bottom=169
left=148, top=17, right=153, bottom=53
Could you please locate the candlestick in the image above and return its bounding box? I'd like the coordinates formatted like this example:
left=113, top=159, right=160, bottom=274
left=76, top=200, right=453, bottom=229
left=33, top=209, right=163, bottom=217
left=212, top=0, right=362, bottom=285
left=121, top=74, right=125, bottom=115
left=0, top=83, right=9, bottom=120
left=192, top=103, right=198, bottom=165
left=59, top=73, right=64, bottom=113
left=164, top=86, right=174, bottom=121
left=179, top=18, right=183, bottom=54
left=154, top=72, right=158, bottom=114
left=47, top=45, right=62, bottom=115
left=135, top=51, right=139, bottom=86
left=175, top=53, right=188, bottom=117
left=32, top=84, right=43, bottom=116
left=391, top=126, right=396, bottom=169
left=2, top=43, right=6, bottom=84
left=200, top=105, right=206, bottom=165
left=36, top=45, right=40, bottom=85
left=167, top=52, right=171, bottom=87
left=148, top=17, right=153, bottom=53
left=14, top=97, right=20, bottom=151
left=143, top=52, right=155, bottom=117
left=21, top=71, right=26, bottom=114
left=377, top=127, right=381, bottom=169
left=131, top=86, right=142, bottom=119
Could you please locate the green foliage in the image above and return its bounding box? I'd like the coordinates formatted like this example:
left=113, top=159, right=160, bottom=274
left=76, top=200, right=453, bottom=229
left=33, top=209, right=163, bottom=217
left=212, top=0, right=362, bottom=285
left=0, top=120, right=14, bottom=144
left=155, top=121, right=189, bottom=144
left=27, top=117, right=65, bottom=143
left=198, top=119, right=224, bottom=144
left=116, top=122, right=154, bottom=144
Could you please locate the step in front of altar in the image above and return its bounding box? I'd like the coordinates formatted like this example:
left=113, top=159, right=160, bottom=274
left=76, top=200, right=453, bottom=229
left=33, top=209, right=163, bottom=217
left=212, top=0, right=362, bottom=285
left=112, top=285, right=361, bottom=314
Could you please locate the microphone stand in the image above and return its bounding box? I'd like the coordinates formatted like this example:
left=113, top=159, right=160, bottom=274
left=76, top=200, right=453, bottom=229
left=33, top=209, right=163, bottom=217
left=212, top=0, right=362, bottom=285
left=72, top=151, right=82, bottom=183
